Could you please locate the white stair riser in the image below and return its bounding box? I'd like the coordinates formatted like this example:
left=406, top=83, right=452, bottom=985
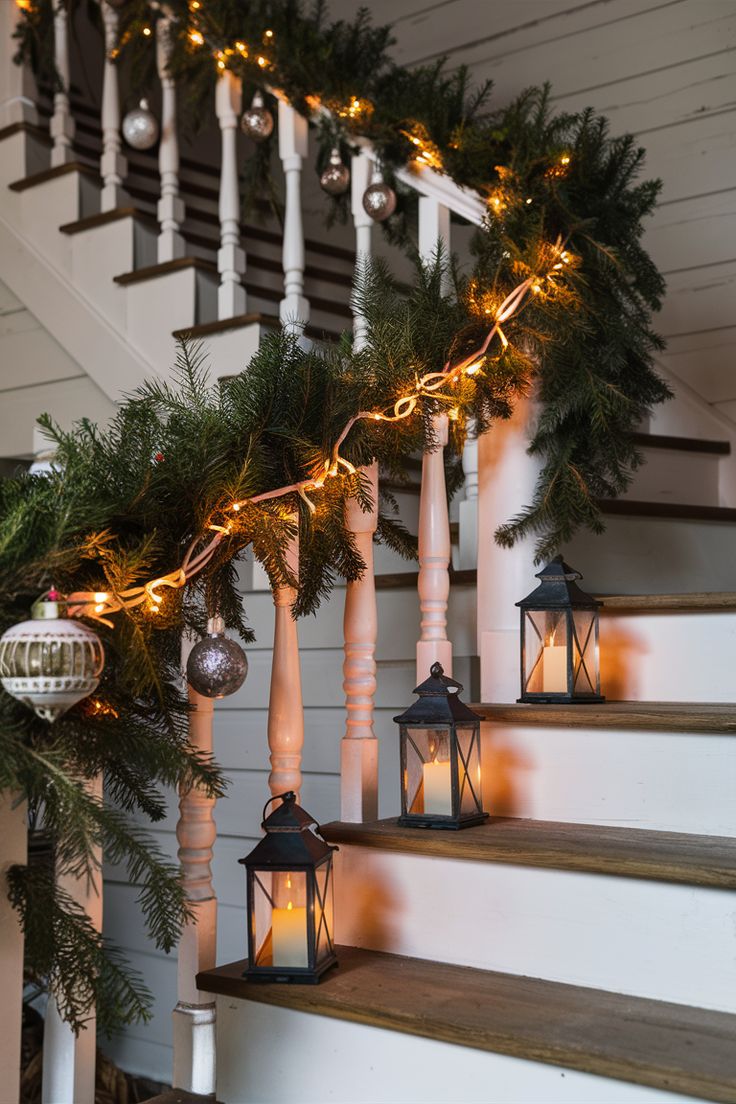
left=334, top=846, right=736, bottom=1013
left=481, top=722, right=735, bottom=835
left=215, top=998, right=704, bottom=1104
left=123, top=267, right=218, bottom=373
left=624, top=447, right=720, bottom=506
left=68, top=219, right=156, bottom=329
left=15, top=173, right=98, bottom=271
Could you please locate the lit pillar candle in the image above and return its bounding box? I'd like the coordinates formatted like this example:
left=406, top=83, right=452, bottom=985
left=272, top=901, right=308, bottom=967
left=422, top=758, right=453, bottom=815
left=542, top=643, right=567, bottom=693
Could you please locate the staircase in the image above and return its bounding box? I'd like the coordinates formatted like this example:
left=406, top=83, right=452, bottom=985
left=2, top=5, right=736, bottom=1103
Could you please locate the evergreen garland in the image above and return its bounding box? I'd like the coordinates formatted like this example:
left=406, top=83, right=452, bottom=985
left=9, top=0, right=671, bottom=1032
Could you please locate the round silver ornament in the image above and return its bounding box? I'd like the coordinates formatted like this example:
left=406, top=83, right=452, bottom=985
left=362, top=178, right=396, bottom=222
left=186, top=617, right=248, bottom=699
left=320, top=146, right=350, bottom=196
left=122, top=98, right=159, bottom=151
left=241, top=91, right=273, bottom=143
left=0, top=594, right=105, bottom=722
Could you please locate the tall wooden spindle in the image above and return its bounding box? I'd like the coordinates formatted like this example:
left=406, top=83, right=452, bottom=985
left=215, top=69, right=246, bottom=319
left=458, top=419, right=479, bottom=569
left=99, top=0, right=127, bottom=211
left=278, top=100, right=309, bottom=333
left=416, top=195, right=452, bottom=681
left=155, top=13, right=185, bottom=262
left=268, top=531, right=304, bottom=798
left=172, top=630, right=217, bottom=1097
left=0, top=795, right=26, bottom=1104
left=350, top=149, right=373, bottom=347
left=50, top=0, right=75, bottom=167
left=42, top=776, right=102, bottom=1104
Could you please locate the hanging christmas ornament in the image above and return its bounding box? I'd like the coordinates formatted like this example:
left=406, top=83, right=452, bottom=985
left=320, top=146, right=350, bottom=196
left=0, top=591, right=105, bottom=722
left=186, top=616, right=248, bottom=699
left=122, top=98, right=159, bottom=151
left=240, top=91, right=274, bottom=143
left=362, top=169, right=396, bottom=222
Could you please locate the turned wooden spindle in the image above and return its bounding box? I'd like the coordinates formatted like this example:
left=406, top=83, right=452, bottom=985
left=417, top=414, right=453, bottom=681
left=268, top=531, right=304, bottom=798
left=155, top=14, right=185, bottom=262
left=278, top=101, right=310, bottom=332
left=99, top=0, right=127, bottom=211
left=50, top=0, right=74, bottom=167
left=215, top=69, right=246, bottom=318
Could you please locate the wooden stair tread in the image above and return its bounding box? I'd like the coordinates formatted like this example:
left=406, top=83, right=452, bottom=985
left=321, top=817, right=736, bottom=889
left=600, top=591, right=736, bottom=611
left=59, top=206, right=157, bottom=234
left=197, top=946, right=736, bottom=1103
left=8, top=160, right=99, bottom=191
left=598, top=498, right=736, bottom=522
left=630, top=431, right=730, bottom=455
left=113, top=257, right=217, bottom=284
left=476, top=700, right=736, bottom=733
left=141, top=1093, right=217, bottom=1104
left=171, top=312, right=343, bottom=345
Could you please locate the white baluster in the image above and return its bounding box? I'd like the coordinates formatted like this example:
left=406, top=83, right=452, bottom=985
left=0, top=795, right=26, bottom=1104
left=0, top=1, right=39, bottom=128
left=215, top=70, right=246, bottom=319
left=278, top=100, right=309, bottom=332
left=416, top=195, right=452, bottom=681
left=42, top=776, right=102, bottom=1104
left=172, top=630, right=217, bottom=1096
left=350, top=149, right=373, bottom=348
left=99, top=0, right=127, bottom=211
left=458, top=419, right=478, bottom=570
left=477, top=396, right=541, bottom=702
left=268, top=531, right=304, bottom=798
left=50, top=0, right=75, bottom=167
left=156, top=13, right=185, bottom=262
left=341, top=461, right=379, bottom=822
left=417, top=415, right=453, bottom=681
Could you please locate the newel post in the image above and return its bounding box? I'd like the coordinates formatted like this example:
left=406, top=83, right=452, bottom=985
left=99, top=0, right=127, bottom=210
left=172, top=632, right=217, bottom=1097
left=215, top=69, right=246, bottom=318
left=268, top=530, right=304, bottom=798
left=278, top=100, right=309, bottom=332
left=50, top=0, right=75, bottom=167
left=155, top=12, right=185, bottom=262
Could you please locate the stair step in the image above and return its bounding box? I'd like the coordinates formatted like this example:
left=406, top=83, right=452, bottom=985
left=8, top=160, right=99, bottom=192
left=172, top=311, right=342, bottom=346
left=113, top=256, right=217, bottom=286
left=475, top=701, right=736, bottom=733
left=59, top=205, right=157, bottom=236
left=631, top=431, right=730, bottom=455
left=322, top=817, right=736, bottom=889
left=599, top=498, right=736, bottom=522
left=198, top=946, right=736, bottom=1104
left=600, top=591, right=736, bottom=610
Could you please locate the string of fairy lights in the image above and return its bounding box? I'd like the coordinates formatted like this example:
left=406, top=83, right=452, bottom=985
left=66, top=243, right=574, bottom=628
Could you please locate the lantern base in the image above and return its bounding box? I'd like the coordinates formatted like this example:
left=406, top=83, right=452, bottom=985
left=517, top=693, right=605, bottom=704
left=397, top=812, right=489, bottom=831
left=242, top=954, right=338, bottom=985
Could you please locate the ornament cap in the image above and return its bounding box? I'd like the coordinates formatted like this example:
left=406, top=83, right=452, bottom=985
left=31, top=593, right=63, bottom=620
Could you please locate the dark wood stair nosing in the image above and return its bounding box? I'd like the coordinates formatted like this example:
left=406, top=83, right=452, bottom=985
left=630, top=431, right=730, bottom=456
left=113, top=257, right=217, bottom=285
left=322, top=816, right=736, bottom=889
left=475, top=700, right=736, bottom=734
left=197, top=946, right=736, bottom=1104
left=8, top=160, right=100, bottom=191
left=598, top=498, right=736, bottom=523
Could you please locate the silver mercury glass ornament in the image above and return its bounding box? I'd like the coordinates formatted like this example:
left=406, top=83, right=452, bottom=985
left=122, top=98, right=159, bottom=151
left=362, top=168, right=397, bottom=222
left=186, top=616, right=248, bottom=699
left=241, top=91, right=274, bottom=142
left=320, top=146, right=350, bottom=196
left=0, top=591, right=105, bottom=722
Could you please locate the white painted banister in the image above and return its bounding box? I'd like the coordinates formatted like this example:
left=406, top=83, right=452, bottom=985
left=458, top=419, right=478, bottom=569
left=172, top=632, right=217, bottom=1097
left=0, top=795, right=26, bottom=1104
left=341, top=462, right=379, bottom=822
left=215, top=69, right=246, bottom=319
left=50, top=0, right=75, bottom=167
left=416, top=196, right=453, bottom=681
left=42, top=776, right=102, bottom=1104
left=277, top=100, right=309, bottom=332
left=99, top=0, right=127, bottom=211
left=268, top=532, right=304, bottom=798
left=155, top=13, right=185, bottom=262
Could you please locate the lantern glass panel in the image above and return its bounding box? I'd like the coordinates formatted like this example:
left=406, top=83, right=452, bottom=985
left=252, top=869, right=309, bottom=969
left=403, top=726, right=453, bottom=817
left=314, top=861, right=335, bottom=966
left=572, top=609, right=599, bottom=696
left=523, top=609, right=569, bottom=695
left=456, top=724, right=482, bottom=816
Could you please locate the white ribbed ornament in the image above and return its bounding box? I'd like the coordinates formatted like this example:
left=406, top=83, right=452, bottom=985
left=0, top=596, right=104, bottom=722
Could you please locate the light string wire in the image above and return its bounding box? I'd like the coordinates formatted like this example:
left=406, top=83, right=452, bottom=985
left=66, top=253, right=569, bottom=628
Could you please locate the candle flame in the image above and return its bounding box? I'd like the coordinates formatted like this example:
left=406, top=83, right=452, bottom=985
left=287, top=901, right=293, bottom=911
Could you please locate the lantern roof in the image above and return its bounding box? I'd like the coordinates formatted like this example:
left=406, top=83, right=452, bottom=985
left=516, top=555, right=601, bottom=610
left=238, top=791, right=336, bottom=868
left=393, top=662, right=481, bottom=726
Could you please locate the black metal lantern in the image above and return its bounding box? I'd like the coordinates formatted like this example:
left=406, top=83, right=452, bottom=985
left=394, top=662, right=487, bottom=830
left=517, top=556, right=604, bottom=704
left=239, top=791, right=338, bottom=984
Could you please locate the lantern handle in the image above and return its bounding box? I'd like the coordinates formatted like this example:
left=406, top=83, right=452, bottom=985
left=261, top=790, right=296, bottom=823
